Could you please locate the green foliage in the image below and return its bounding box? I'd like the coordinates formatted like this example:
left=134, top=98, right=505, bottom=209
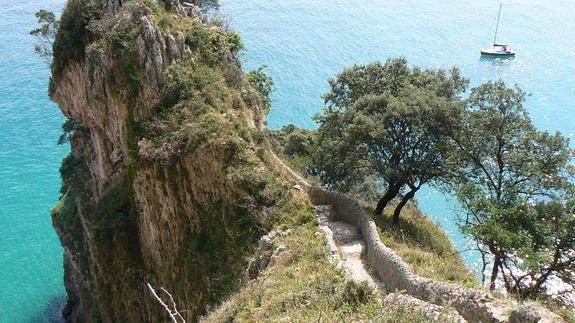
left=266, top=124, right=319, bottom=185
left=30, top=10, right=59, bottom=61
left=59, top=154, right=90, bottom=196
left=314, top=57, right=468, bottom=222
left=187, top=25, right=235, bottom=65
left=227, top=31, right=244, bottom=55
left=91, top=183, right=136, bottom=239
left=58, top=118, right=79, bottom=145
left=271, top=124, right=315, bottom=158
left=339, top=280, right=375, bottom=307
left=52, top=0, right=103, bottom=79
left=449, top=80, right=575, bottom=296
left=247, top=65, right=274, bottom=115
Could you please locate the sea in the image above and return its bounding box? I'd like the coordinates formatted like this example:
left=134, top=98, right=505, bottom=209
left=0, top=0, right=573, bottom=321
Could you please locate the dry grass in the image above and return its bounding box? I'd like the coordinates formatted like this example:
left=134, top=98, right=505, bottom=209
left=201, top=214, right=384, bottom=322
left=372, top=202, right=479, bottom=288
left=202, top=191, right=438, bottom=322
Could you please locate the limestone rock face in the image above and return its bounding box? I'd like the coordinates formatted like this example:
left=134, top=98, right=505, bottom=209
left=509, top=304, right=564, bottom=323
left=244, top=230, right=291, bottom=280
left=382, top=293, right=466, bottom=322
left=49, top=1, right=266, bottom=322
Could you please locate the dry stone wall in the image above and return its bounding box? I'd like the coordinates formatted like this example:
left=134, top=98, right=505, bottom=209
left=268, top=152, right=563, bottom=322
left=308, top=187, right=507, bottom=322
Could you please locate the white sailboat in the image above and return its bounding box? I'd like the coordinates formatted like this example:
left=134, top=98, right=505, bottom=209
left=481, top=4, right=515, bottom=57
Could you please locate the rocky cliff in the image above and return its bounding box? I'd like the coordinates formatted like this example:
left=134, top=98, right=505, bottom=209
left=47, top=1, right=569, bottom=322
left=49, top=0, right=285, bottom=321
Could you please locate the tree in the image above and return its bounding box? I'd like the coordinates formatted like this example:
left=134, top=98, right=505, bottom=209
left=247, top=65, right=274, bottom=116
left=30, top=10, right=59, bottom=62
left=314, top=58, right=468, bottom=224
left=189, top=0, right=219, bottom=11
left=449, top=80, right=575, bottom=293
left=270, top=124, right=316, bottom=158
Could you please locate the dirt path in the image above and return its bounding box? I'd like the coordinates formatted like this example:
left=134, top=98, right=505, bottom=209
left=314, top=204, right=466, bottom=322
left=315, top=205, right=384, bottom=292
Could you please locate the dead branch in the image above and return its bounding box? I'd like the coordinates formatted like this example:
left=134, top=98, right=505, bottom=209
left=147, top=283, right=186, bottom=323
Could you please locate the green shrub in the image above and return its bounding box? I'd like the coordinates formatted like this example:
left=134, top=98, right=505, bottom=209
left=57, top=118, right=79, bottom=145
left=52, top=0, right=103, bottom=79
left=227, top=31, right=244, bottom=55
left=247, top=65, right=274, bottom=115
left=186, top=26, right=230, bottom=65
left=339, top=281, right=374, bottom=307
left=59, top=154, right=90, bottom=196
left=141, top=60, right=251, bottom=161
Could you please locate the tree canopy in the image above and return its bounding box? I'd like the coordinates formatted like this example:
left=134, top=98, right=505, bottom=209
left=247, top=65, right=274, bottom=117
left=449, top=80, right=575, bottom=294
left=314, top=58, right=468, bottom=224
left=273, top=59, right=575, bottom=302
left=30, top=9, right=59, bottom=62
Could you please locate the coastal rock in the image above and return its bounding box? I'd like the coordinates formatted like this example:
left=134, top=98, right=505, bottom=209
left=510, top=303, right=564, bottom=323
left=49, top=1, right=269, bottom=321
left=244, top=230, right=291, bottom=280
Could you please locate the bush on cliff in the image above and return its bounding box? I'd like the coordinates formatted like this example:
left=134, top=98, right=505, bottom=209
left=52, top=0, right=103, bottom=79
left=247, top=65, right=274, bottom=116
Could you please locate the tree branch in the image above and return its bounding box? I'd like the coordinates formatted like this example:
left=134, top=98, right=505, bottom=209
left=147, top=283, right=186, bottom=323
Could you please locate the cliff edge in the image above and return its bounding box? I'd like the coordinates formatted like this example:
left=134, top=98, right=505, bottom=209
left=50, top=0, right=284, bottom=321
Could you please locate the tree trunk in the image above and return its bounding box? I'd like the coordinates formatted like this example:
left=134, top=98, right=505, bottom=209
left=392, top=188, right=418, bottom=225
left=374, top=182, right=402, bottom=215
left=489, top=254, right=501, bottom=291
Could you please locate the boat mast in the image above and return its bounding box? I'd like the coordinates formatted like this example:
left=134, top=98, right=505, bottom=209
left=493, top=3, right=502, bottom=45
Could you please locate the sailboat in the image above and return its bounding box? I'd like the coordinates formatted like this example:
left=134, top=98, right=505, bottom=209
left=480, top=4, right=515, bottom=57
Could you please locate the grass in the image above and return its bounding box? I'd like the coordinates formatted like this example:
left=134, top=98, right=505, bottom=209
left=202, top=194, right=386, bottom=322
left=367, top=201, right=479, bottom=288
left=202, top=193, right=443, bottom=322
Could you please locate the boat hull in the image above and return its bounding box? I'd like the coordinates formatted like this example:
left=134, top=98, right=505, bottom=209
left=480, top=50, right=515, bottom=57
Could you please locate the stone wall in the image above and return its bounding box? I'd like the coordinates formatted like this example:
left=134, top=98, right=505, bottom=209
left=307, top=187, right=505, bottom=322
left=266, top=153, right=561, bottom=322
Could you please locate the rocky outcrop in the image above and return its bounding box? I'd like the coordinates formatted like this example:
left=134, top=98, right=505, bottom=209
left=244, top=229, right=291, bottom=280
left=50, top=1, right=272, bottom=322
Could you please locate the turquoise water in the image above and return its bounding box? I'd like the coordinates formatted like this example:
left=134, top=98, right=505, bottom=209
left=1, top=0, right=574, bottom=321
left=0, top=0, right=67, bottom=322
